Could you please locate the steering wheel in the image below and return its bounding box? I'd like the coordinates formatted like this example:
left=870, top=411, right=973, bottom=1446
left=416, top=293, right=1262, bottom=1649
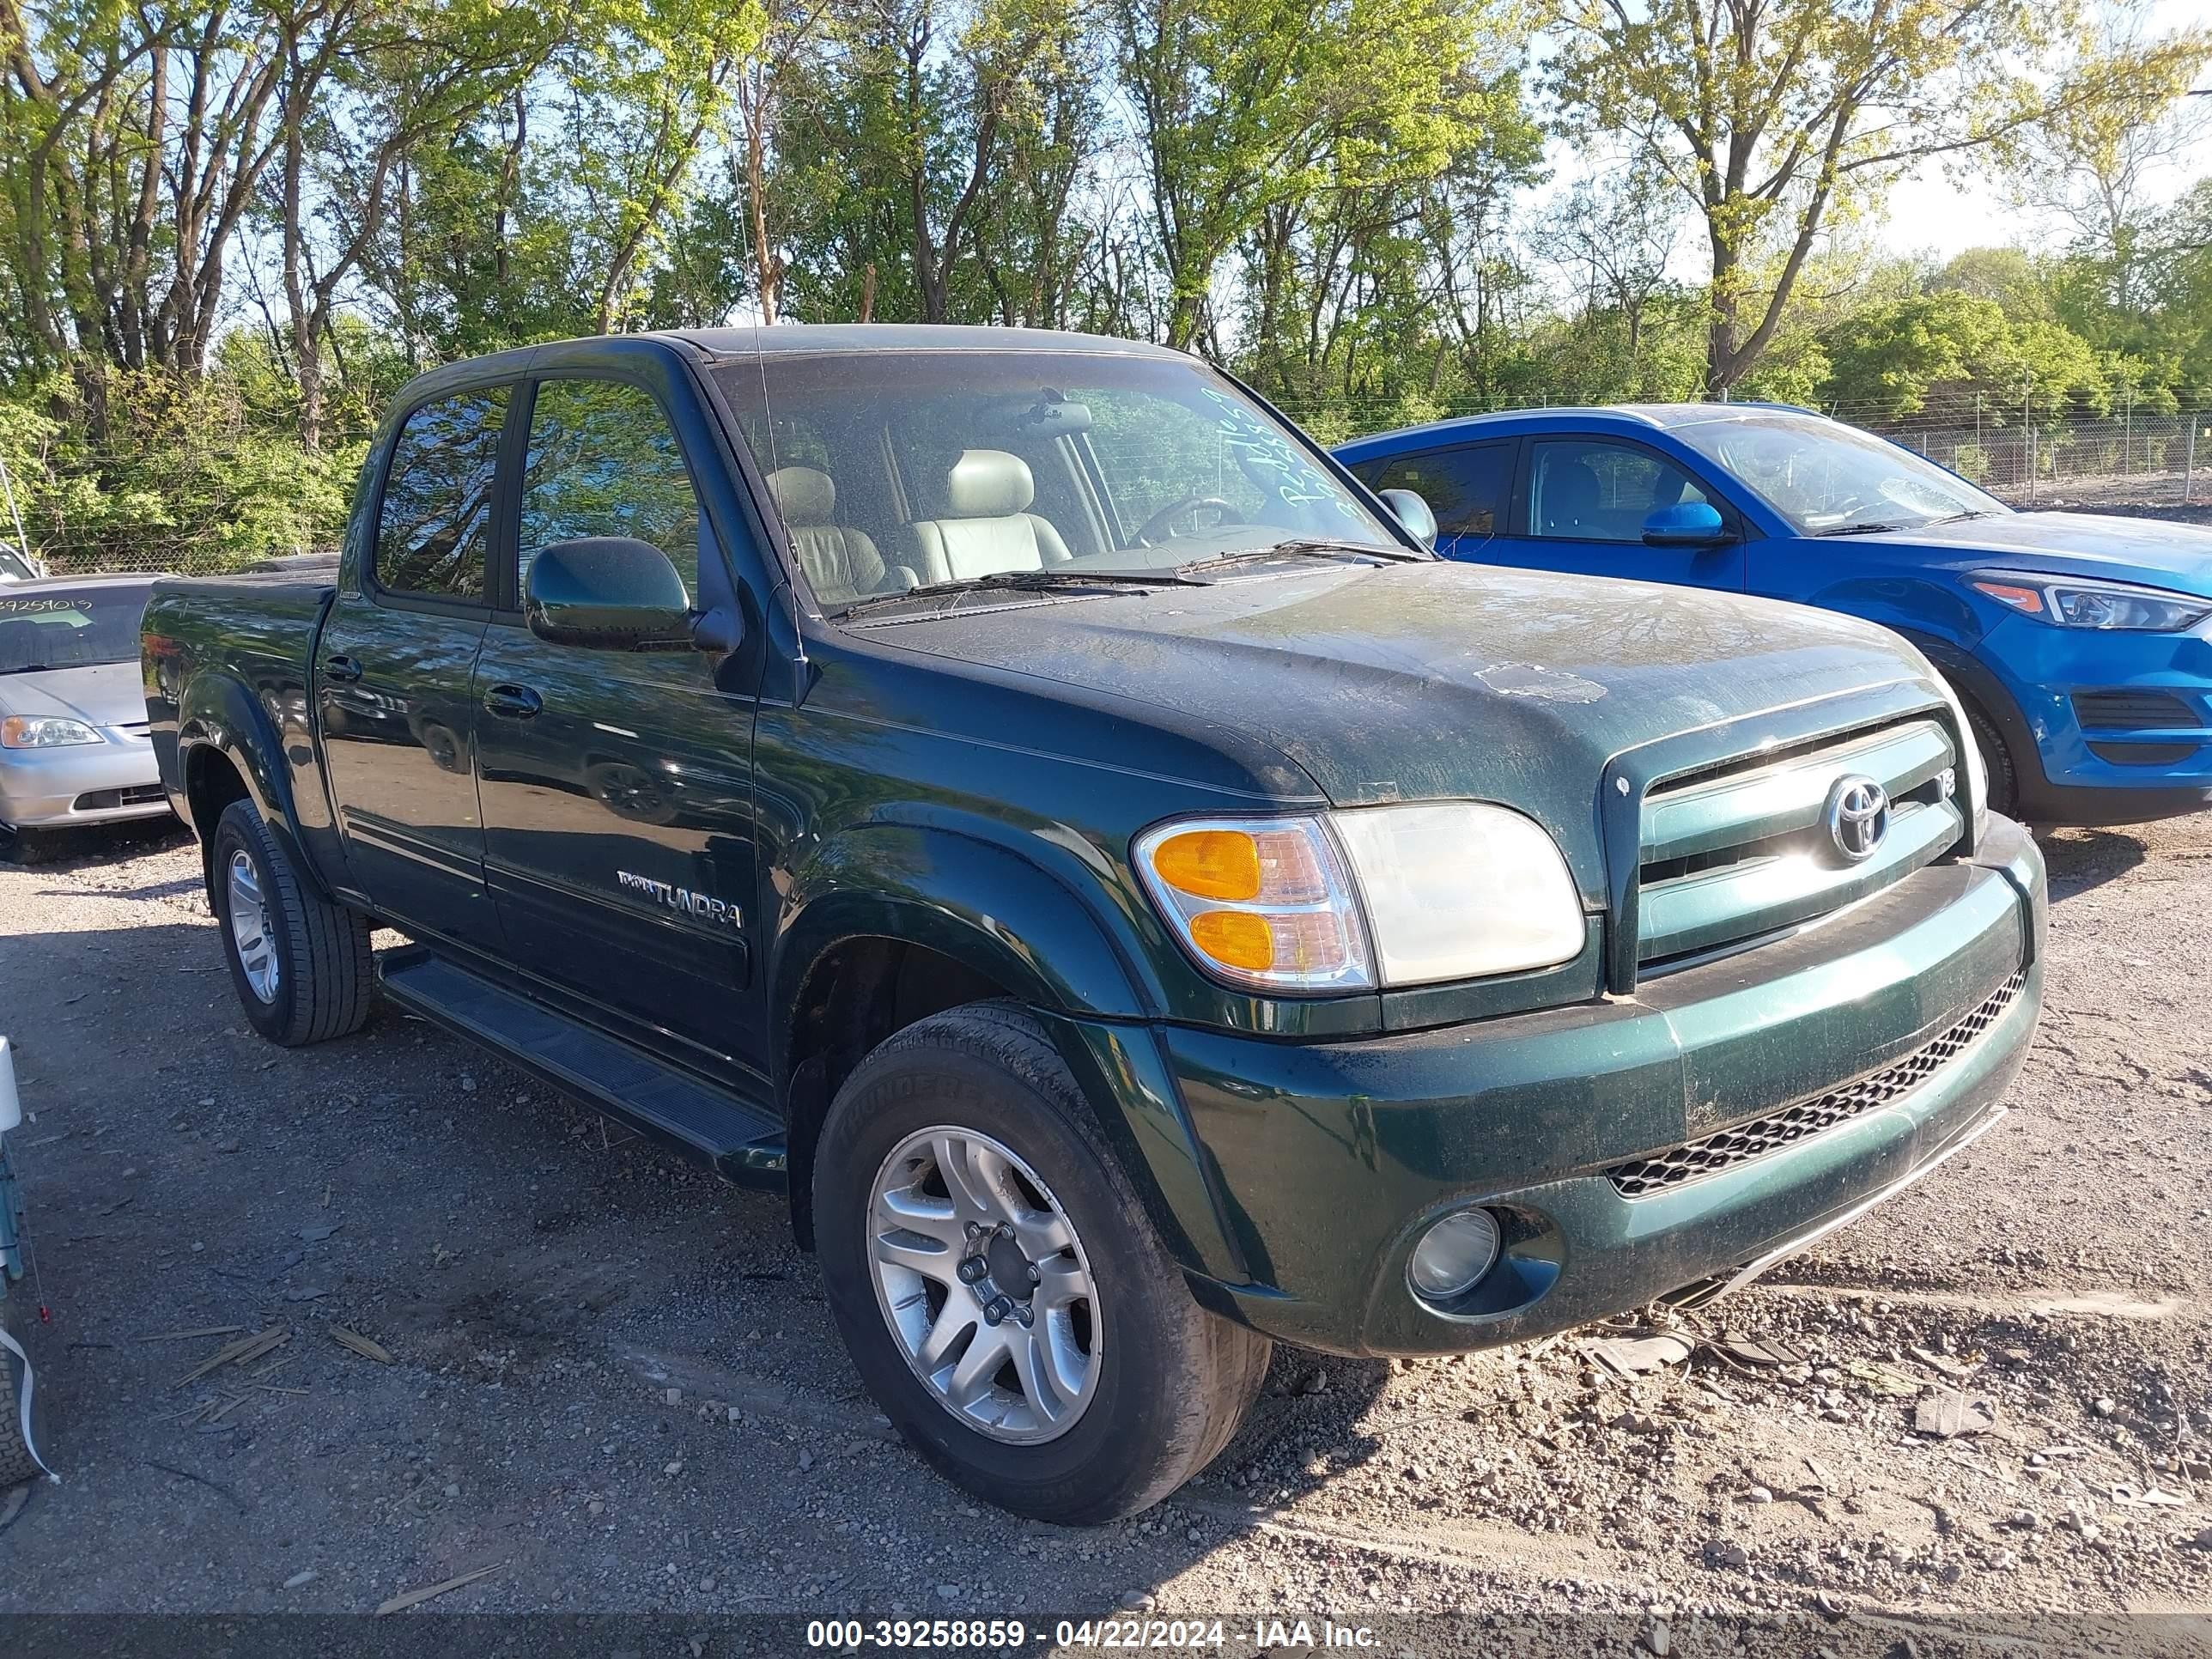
left=1135, top=495, right=1243, bottom=546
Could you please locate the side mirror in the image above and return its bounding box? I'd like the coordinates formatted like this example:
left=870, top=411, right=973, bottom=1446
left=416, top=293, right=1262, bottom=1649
left=526, top=537, right=695, bottom=649
left=1376, top=488, right=1438, bottom=549
left=1641, top=501, right=1729, bottom=547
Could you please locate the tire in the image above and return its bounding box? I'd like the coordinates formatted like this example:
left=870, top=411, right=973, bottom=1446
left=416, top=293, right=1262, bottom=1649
left=1954, top=687, right=2020, bottom=820
left=0, top=1287, right=41, bottom=1489
left=210, top=799, right=374, bottom=1046
left=814, top=1002, right=1270, bottom=1524
left=0, top=829, right=55, bottom=866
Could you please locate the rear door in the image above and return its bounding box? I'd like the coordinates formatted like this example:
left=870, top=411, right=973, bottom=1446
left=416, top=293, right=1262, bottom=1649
left=1485, top=435, right=1747, bottom=592
left=317, top=384, right=509, bottom=950
left=471, top=365, right=771, bottom=1081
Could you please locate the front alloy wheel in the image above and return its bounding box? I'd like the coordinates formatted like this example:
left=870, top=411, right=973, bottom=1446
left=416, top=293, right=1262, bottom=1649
left=868, top=1127, right=1099, bottom=1443
left=814, top=1001, right=1271, bottom=1523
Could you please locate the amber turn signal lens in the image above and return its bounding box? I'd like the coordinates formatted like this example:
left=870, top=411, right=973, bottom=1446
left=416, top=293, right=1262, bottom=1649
left=1132, top=814, right=1374, bottom=993
left=1970, top=579, right=2044, bottom=615
left=1188, top=909, right=1273, bottom=970
left=1150, top=829, right=1262, bottom=901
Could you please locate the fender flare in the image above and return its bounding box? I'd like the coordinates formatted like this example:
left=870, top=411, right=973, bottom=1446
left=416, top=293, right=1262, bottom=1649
left=175, top=674, right=328, bottom=896
left=769, top=820, right=1255, bottom=1280
left=769, top=819, right=1156, bottom=1070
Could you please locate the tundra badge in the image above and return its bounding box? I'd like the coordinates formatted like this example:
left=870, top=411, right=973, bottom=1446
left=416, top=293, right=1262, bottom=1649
left=617, top=870, right=742, bottom=928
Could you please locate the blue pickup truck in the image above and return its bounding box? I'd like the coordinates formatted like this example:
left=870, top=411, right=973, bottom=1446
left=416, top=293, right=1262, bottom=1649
left=1340, top=405, right=2212, bottom=827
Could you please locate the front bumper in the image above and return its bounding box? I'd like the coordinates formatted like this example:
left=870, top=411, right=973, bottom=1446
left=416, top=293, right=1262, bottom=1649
left=1111, top=819, right=2045, bottom=1357
left=1979, top=615, right=2212, bottom=823
left=0, top=727, right=169, bottom=829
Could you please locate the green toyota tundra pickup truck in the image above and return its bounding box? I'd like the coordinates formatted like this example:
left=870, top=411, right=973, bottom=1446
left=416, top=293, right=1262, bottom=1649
left=143, top=326, right=2046, bottom=1523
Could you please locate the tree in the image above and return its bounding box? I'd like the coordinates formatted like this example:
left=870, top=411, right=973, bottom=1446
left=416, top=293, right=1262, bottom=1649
left=2, top=0, right=288, bottom=378
left=1109, top=0, right=1517, bottom=350
left=1547, top=0, right=2207, bottom=398
left=270, top=0, right=562, bottom=447
left=1818, top=289, right=2108, bottom=419
left=1533, top=157, right=1680, bottom=368
left=730, top=0, right=836, bottom=325
left=2001, top=15, right=2212, bottom=313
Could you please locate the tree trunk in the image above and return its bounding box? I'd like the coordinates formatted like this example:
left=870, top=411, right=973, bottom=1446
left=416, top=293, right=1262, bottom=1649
left=1703, top=228, right=1740, bottom=399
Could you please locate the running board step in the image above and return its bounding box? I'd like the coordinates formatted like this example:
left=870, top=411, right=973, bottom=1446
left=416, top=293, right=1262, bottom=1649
left=379, top=948, right=786, bottom=1189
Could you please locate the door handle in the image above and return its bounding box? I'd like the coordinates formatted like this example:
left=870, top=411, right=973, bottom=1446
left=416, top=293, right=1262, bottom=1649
left=483, top=684, right=543, bottom=720
left=323, top=653, right=363, bottom=684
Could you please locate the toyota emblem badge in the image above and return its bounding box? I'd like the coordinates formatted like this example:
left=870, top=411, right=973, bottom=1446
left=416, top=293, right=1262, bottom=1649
left=1825, top=775, right=1890, bottom=863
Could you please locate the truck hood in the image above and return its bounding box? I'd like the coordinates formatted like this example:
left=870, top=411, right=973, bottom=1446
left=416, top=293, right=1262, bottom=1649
left=0, top=659, right=146, bottom=727
left=871, top=561, right=1930, bottom=890
left=1838, top=510, right=2212, bottom=595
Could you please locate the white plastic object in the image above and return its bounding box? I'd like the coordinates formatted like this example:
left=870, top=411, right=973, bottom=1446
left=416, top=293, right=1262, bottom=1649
left=0, top=1036, right=17, bottom=1134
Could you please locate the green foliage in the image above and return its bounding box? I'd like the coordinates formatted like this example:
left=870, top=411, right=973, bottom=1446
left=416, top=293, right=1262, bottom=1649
left=0, top=368, right=358, bottom=575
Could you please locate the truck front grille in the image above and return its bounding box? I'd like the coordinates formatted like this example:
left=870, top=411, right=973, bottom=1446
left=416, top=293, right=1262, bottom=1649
left=1606, top=970, right=2027, bottom=1198
left=1634, top=717, right=1965, bottom=971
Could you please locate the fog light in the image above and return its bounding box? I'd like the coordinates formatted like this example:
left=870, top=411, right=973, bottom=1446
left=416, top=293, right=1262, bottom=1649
left=1406, top=1208, right=1500, bottom=1302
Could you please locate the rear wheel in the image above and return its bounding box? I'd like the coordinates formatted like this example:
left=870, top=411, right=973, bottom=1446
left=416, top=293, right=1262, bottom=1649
left=814, top=1002, right=1270, bottom=1523
left=210, top=799, right=374, bottom=1046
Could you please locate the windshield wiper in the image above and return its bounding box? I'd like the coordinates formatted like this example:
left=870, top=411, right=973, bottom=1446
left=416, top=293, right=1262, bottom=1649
left=1178, top=538, right=1425, bottom=577
left=1810, top=521, right=1910, bottom=537
left=0, top=663, right=58, bottom=675
left=1926, top=510, right=2002, bottom=526
left=838, top=566, right=1211, bottom=618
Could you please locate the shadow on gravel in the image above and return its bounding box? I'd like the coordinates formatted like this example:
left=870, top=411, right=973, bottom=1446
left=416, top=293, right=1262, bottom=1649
left=2038, top=825, right=2148, bottom=902
left=1182, top=1348, right=1395, bottom=1516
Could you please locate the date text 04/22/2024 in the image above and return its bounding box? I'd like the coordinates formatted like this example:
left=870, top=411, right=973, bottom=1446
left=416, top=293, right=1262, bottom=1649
left=802, top=1619, right=1382, bottom=1650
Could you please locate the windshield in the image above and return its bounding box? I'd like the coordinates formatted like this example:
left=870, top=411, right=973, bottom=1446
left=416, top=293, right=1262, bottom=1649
left=1673, top=414, right=2008, bottom=534
left=0, top=586, right=153, bottom=673
left=0, top=544, right=32, bottom=581
left=717, top=347, right=1401, bottom=612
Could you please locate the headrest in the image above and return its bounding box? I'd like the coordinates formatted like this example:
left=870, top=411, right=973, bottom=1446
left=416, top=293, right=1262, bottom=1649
left=945, top=449, right=1034, bottom=518
left=766, top=466, right=836, bottom=526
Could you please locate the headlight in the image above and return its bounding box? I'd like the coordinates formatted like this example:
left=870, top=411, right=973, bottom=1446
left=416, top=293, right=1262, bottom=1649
left=1133, top=803, right=1585, bottom=994
left=1969, top=573, right=2211, bottom=633
left=0, top=715, right=100, bottom=749
left=1930, top=680, right=1989, bottom=839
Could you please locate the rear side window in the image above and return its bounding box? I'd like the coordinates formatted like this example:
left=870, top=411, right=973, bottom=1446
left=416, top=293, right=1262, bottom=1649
left=374, top=387, right=508, bottom=601
left=519, top=380, right=702, bottom=601
left=1356, top=443, right=1511, bottom=538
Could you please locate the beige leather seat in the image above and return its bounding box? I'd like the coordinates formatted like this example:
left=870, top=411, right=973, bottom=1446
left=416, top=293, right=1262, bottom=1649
left=899, top=450, right=1073, bottom=585
left=765, top=466, right=902, bottom=604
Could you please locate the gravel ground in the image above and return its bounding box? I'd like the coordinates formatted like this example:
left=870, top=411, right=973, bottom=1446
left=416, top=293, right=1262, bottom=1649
left=0, top=808, right=2206, bottom=1654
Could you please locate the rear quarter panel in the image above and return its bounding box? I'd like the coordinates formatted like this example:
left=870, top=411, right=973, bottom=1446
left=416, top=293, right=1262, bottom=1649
left=143, top=574, right=343, bottom=882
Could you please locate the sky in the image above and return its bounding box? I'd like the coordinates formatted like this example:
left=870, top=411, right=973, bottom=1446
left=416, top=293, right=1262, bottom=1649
left=1881, top=0, right=2212, bottom=258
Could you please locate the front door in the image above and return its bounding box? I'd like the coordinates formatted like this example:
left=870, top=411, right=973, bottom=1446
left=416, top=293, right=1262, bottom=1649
left=317, top=385, right=507, bottom=950
left=471, top=374, right=767, bottom=1080
left=1485, top=436, right=1747, bottom=591
left=1350, top=439, right=1516, bottom=562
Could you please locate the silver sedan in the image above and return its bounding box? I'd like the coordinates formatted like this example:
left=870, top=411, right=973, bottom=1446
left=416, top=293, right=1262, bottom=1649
left=1, top=575, right=169, bottom=854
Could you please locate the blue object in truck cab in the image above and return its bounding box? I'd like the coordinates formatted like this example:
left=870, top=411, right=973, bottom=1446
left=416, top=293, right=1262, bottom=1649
left=1338, top=404, right=2212, bottom=827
